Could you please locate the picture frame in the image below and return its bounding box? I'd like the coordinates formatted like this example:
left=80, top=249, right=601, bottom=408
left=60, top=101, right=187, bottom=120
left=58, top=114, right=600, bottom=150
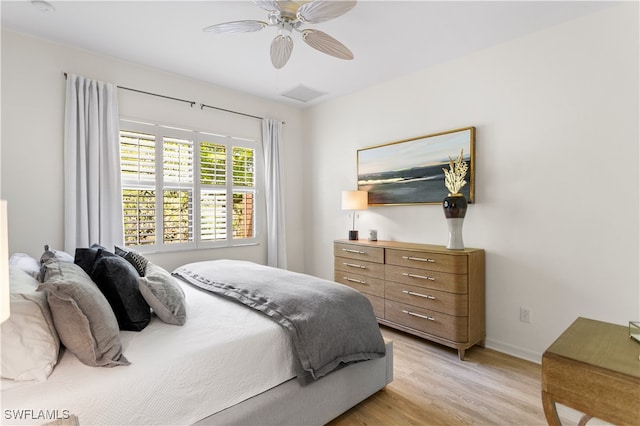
left=357, top=127, right=475, bottom=205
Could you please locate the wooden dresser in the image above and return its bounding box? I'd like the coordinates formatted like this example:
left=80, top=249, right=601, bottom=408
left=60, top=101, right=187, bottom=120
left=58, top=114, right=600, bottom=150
left=334, top=239, right=485, bottom=360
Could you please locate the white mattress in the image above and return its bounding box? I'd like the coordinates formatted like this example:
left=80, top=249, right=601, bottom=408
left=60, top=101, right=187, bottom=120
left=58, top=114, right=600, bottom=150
left=1, top=282, right=297, bottom=425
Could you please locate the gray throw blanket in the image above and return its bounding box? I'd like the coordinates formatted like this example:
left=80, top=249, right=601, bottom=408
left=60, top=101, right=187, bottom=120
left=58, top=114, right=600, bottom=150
left=172, top=260, right=386, bottom=383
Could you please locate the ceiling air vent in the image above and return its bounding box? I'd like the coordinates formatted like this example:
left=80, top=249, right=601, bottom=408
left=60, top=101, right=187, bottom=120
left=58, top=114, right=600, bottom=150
left=281, top=85, right=326, bottom=103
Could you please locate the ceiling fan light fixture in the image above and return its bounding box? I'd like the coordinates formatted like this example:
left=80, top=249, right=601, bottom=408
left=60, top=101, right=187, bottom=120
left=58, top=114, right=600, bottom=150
left=206, top=0, right=357, bottom=68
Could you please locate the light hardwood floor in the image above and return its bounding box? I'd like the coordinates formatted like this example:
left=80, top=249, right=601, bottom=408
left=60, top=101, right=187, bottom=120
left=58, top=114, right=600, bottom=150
left=329, top=326, right=573, bottom=426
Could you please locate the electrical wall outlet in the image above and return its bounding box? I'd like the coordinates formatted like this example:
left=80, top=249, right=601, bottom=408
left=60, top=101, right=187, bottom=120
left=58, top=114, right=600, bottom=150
left=520, top=307, right=531, bottom=323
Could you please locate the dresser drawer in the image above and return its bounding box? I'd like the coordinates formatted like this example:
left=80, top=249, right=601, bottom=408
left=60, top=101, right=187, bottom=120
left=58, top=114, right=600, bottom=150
left=334, top=271, right=384, bottom=298
left=385, top=249, right=467, bottom=274
left=385, top=281, right=468, bottom=316
left=335, top=257, right=384, bottom=278
left=385, top=300, right=468, bottom=342
left=334, top=243, right=384, bottom=264
left=385, top=264, right=468, bottom=294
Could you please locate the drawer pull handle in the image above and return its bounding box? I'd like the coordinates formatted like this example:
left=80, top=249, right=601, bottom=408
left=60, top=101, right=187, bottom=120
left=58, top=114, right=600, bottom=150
left=342, top=248, right=366, bottom=254
left=344, top=277, right=366, bottom=285
left=343, top=262, right=366, bottom=269
left=402, top=255, right=435, bottom=263
left=402, top=310, right=435, bottom=321
left=402, top=290, right=435, bottom=300
left=402, top=272, right=435, bottom=281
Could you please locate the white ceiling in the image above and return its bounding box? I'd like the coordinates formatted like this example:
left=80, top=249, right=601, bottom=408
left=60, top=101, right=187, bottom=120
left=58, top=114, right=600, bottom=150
left=1, top=1, right=613, bottom=107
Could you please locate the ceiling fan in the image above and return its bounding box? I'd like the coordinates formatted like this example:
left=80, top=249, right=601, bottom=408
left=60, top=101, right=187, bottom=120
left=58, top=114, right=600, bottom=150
left=203, top=0, right=357, bottom=69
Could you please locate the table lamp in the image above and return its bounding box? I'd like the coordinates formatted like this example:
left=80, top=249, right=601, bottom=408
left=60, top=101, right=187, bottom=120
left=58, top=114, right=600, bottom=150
left=341, top=190, right=368, bottom=240
left=1, top=200, right=9, bottom=323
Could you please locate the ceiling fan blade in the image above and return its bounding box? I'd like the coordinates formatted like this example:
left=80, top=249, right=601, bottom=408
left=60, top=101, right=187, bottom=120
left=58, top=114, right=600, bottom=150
left=270, top=34, right=293, bottom=69
left=301, top=29, right=354, bottom=60
left=297, top=0, right=357, bottom=24
left=203, top=20, right=268, bottom=33
left=252, top=0, right=281, bottom=14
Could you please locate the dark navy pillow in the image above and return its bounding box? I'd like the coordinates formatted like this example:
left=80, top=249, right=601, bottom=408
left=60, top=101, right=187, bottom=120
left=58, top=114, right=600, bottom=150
left=73, top=243, right=108, bottom=276
left=91, top=250, right=150, bottom=331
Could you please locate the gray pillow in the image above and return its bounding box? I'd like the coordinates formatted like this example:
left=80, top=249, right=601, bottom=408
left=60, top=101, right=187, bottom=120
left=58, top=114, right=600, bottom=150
left=114, top=245, right=149, bottom=277
left=38, top=260, right=129, bottom=367
left=139, top=263, right=186, bottom=325
left=38, top=245, right=74, bottom=282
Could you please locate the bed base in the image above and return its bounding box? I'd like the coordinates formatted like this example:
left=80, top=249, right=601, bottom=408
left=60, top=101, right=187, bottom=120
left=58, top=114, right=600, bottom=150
left=195, top=340, right=393, bottom=426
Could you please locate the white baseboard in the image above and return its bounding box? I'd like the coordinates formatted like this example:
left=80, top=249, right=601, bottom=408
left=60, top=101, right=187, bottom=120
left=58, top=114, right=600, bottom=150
left=484, top=337, right=542, bottom=364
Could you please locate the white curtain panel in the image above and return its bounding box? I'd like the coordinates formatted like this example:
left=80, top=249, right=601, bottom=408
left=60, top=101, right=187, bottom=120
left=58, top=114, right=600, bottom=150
left=64, top=74, right=123, bottom=252
left=262, top=119, right=287, bottom=269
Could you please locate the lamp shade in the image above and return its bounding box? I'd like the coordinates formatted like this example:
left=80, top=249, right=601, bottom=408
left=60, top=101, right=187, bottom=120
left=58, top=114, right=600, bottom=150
left=1, top=200, right=9, bottom=323
left=341, top=190, right=368, bottom=210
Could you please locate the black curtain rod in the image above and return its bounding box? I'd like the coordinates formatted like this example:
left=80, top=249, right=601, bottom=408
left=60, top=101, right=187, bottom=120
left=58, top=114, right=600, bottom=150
left=63, top=72, right=284, bottom=124
left=63, top=72, right=195, bottom=107
left=119, top=86, right=195, bottom=107
left=199, top=103, right=263, bottom=121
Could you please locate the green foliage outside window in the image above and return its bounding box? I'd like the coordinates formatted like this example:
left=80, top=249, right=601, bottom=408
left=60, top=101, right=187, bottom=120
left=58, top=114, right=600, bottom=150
left=163, top=190, right=191, bottom=243
left=200, top=143, right=226, bottom=185
left=232, top=147, right=254, bottom=187
left=122, top=189, right=156, bottom=245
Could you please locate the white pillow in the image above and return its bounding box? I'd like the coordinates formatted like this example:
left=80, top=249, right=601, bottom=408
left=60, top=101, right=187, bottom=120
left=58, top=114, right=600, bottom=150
left=8, top=253, right=40, bottom=279
left=1, top=267, right=60, bottom=381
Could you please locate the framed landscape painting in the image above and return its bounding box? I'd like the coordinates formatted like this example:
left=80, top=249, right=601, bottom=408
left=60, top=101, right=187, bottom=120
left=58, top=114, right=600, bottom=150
left=357, top=127, right=475, bottom=205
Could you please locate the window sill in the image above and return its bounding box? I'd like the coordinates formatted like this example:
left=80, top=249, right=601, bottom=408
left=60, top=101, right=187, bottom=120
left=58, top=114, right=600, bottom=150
left=129, top=242, right=259, bottom=255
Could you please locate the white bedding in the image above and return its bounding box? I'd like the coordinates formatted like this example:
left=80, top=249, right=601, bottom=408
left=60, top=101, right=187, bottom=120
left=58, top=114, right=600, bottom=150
left=1, top=282, right=297, bottom=425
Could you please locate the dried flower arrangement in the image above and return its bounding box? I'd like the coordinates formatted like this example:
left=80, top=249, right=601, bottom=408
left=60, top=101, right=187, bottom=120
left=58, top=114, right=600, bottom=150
left=442, top=149, right=469, bottom=196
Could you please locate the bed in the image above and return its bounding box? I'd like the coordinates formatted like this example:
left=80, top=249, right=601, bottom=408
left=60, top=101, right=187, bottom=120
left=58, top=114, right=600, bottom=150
left=1, top=253, right=393, bottom=425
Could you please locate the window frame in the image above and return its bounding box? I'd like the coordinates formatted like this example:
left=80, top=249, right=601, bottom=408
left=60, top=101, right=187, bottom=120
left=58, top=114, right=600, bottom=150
left=120, top=118, right=260, bottom=253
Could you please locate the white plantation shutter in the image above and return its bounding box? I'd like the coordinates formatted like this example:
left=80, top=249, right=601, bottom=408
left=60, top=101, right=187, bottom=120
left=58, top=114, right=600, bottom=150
left=200, top=190, right=227, bottom=241
left=232, top=191, right=254, bottom=238
left=162, top=136, right=194, bottom=244
left=163, top=137, right=193, bottom=184
left=120, top=123, right=157, bottom=246
left=232, top=146, right=254, bottom=187
left=199, top=136, right=256, bottom=243
left=199, top=141, right=228, bottom=242
left=231, top=146, right=256, bottom=239
left=200, top=142, right=226, bottom=185
left=163, top=189, right=192, bottom=244
left=122, top=189, right=156, bottom=246
left=119, top=119, right=258, bottom=251
left=120, top=130, right=155, bottom=183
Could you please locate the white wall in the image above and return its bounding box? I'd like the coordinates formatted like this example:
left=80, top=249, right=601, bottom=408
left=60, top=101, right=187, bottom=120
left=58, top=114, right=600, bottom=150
left=302, top=3, right=639, bottom=361
left=0, top=30, right=306, bottom=273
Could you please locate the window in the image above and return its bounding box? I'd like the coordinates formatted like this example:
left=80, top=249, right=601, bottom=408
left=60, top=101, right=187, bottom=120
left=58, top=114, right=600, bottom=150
left=120, top=119, right=257, bottom=251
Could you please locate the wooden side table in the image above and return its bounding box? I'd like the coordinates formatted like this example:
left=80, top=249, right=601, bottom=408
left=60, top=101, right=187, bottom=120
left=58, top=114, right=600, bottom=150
left=541, top=317, right=640, bottom=425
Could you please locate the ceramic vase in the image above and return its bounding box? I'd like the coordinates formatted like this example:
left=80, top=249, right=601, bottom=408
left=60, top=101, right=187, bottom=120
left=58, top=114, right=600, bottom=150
left=442, top=193, right=467, bottom=250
